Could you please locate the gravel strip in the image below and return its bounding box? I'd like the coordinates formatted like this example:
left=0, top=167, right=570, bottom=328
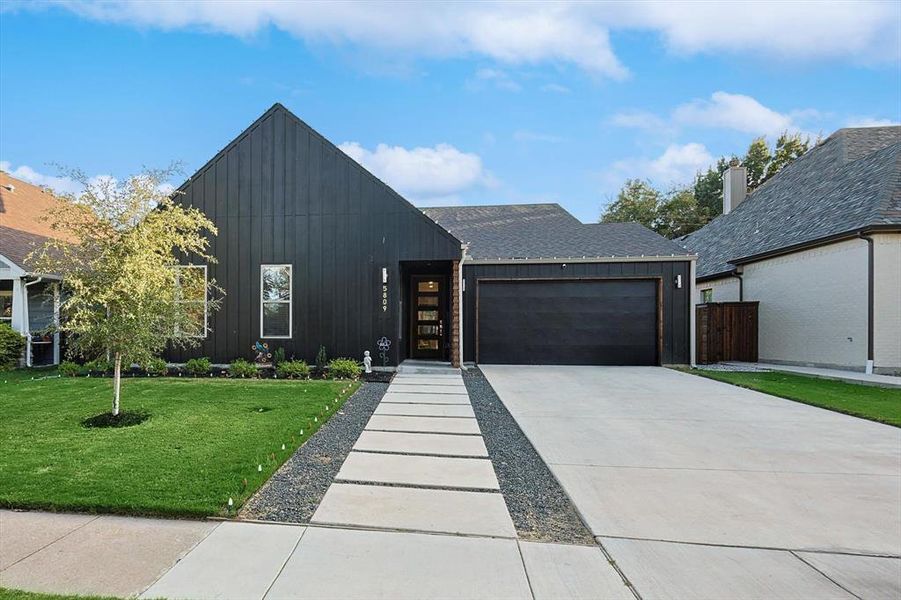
left=697, top=363, right=771, bottom=372
left=463, top=368, right=595, bottom=545
left=239, top=382, right=388, bottom=523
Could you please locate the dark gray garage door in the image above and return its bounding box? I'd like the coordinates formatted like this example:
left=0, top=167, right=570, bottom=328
left=477, top=279, right=658, bottom=365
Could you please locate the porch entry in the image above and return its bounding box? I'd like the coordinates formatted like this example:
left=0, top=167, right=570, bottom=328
left=410, top=275, right=446, bottom=360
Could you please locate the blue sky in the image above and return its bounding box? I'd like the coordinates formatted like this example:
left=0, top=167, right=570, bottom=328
left=1, top=2, right=899, bottom=222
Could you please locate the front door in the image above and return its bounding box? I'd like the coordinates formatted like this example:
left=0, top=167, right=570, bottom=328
left=410, top=276, right=445, bottom=359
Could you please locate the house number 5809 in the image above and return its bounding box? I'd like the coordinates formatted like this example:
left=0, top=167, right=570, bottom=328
left=381, top=285, right=388, bottom=312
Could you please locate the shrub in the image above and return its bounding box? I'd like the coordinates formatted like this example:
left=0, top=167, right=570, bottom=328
left=58, top=360, right=83, bottom=377
left=315, top=345, right=328, bottom=371
left=185, top=357, right=211, bottom=377
left=84, top=357, right=112, bottom=375
left=0, top=323, right=25, bottom=371
left=272, top=347, right=286, bottom=366
left=328, top=358, right=361, bottom=380
left=143, top=357, right=168, bottom=376
left=229, top=358, right=258, bottom=378
left=276, top=359, right=310, bottom=379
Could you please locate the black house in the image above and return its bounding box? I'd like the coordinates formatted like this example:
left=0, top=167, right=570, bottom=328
left=169, top=104, right=695, bottom=368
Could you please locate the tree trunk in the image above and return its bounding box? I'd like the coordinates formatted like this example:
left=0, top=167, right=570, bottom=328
left=112, top=352, right=122, bottom=416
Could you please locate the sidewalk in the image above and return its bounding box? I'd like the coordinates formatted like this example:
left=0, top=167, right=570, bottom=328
left=0, top=371, right=631, bottom=599
left=726, top=361, right=901, bottom=388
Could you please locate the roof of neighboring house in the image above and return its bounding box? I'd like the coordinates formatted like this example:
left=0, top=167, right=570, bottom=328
left=0, top=172, right=73, bottom=271
left=421, top=203, right=692, bottom=260
left=680, top=126, right=901, bottom=279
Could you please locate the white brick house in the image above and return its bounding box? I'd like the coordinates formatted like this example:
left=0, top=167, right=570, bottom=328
left=681, top=126, right=901, bottom=375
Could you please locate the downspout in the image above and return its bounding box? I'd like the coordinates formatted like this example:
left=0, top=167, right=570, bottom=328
left=23, top=276, right=44, bottom=367
left=458, top=244, right=467, bottom=369
left=731, top=268, right=744, bottom=302
left=859, top=232, right=875, bottom=374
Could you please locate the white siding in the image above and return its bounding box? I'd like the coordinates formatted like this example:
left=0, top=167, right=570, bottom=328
left=742, top=239, right=868, bottom=370
left=873, top=233, right=901, bottom=374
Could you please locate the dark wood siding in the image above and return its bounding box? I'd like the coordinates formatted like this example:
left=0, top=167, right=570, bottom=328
left=696, top=302, right=758, bottom=364
left=169, top=104, right=461, bottom=365
left=462, top=261, right=692, bottom=365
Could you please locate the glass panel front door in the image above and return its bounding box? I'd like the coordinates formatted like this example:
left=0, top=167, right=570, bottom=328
left=411, top=276, right=444, bottom=359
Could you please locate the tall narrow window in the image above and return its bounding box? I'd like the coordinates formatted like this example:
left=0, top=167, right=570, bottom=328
left=261, top=265, right=292, bottom=338
left=175, top=265, right=208, bottom=338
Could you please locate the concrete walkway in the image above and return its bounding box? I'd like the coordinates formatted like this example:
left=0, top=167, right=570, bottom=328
left=726, top=361, right=901, bottom=388
left=482, top=365, right=901, bottom=600
left=2, top=370, right=633, bottom=599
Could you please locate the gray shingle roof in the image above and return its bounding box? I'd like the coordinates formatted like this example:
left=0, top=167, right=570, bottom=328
left=421, top=203, right=691, bottom=260
left=681, top=126, right=901, bottom=279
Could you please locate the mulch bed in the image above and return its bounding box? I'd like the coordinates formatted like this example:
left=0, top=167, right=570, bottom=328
left=463, top=367, right=595, bottom=545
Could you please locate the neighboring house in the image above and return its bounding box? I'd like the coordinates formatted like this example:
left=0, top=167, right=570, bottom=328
left=169, top=103, right=696, bottom=367
left=0, top=172, right=65, bottom=366
left=681, top=126, right=901, bottom=375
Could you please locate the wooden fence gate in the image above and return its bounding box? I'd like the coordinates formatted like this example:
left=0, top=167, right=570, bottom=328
left=696, top=302, right=759, bottom=364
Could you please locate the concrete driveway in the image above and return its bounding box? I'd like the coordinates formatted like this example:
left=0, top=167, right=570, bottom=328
left=482, top=366, right=901, bottom=599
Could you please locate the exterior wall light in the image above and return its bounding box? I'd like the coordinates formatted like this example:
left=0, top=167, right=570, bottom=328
left=674, top=274, right=683, bottom=289
left=382, top=267, right=388, bottom=284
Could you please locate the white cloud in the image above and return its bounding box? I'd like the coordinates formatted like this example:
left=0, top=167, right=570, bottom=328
left=0, top=161, right=83, bottom=195
left=338, top=142, right=494, bottom=201
left=513, top=130, right=564, bottom=143
left=605, top=142, right=714, bottom=190
left=845, top=116, right=901, bottom=127
left=673, top=92, right=794, bottom=135
left=29, top=1, right=898, bottom=76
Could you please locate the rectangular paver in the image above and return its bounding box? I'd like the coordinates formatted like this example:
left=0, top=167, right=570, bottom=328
left=0, top=515, right=216, bottom=598
left=336, top=451, right=500, bottom=490
left=388, top=384, right=468, bottom=395
left=311, top=483, right=515, bottom=537
left=375, top=403, right=476, bottom=418
left=141, top=522, right=304, bottom=600
left=264, top=526, right=531, bottom=599
left=391, top=377, right=464, bottom=386
left=0, top=510, right=97, bottom=571
left=518, top=541, right=632, bottom=600
left=366, top=415, right=481, bottom=434
left=795, top=552, right=901, bottom=599
left=353, top=430, right=489, bottom=457
left=601, top=537, right=854, bottom=599
left=380, top=392, right=471, bottom=404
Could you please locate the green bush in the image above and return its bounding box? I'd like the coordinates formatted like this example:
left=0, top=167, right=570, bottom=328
left=185, top=357, right=211, bottom=377
left=84, top=357, right=112, bottom=374
left=315, top=345, right=328, bottom=370
left=143, top=357, right=168, bottom=376
left=229, top=358, right=258, bottom=378
left=276, top=359, right=310, bottom=379
left=0, top=323, right=25, bottom=371
left=58, top=360, right=84, bottom=377
left=328, top=358, right=361, bottom=380
left=272, top=347, right=286, bottom=366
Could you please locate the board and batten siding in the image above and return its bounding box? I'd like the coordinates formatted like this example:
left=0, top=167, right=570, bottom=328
left=168, top=104, right=461, bottom=365
left=461, top=260, right=692, bottom=365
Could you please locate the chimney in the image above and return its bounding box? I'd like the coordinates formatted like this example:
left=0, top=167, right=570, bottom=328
left=722, top=163, right=747, bottom=215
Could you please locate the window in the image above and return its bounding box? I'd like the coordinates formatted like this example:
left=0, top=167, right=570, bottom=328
left=175, top=265, right=207, bottom=338
left=701, top=289, right=713, bottom=303
left=0, top=290, right=11, bottom=324
left=261, top=265, right=292, bottom=338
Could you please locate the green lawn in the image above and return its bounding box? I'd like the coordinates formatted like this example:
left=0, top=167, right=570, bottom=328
left=0, top=370, right=358, bottom=517
left=682, top=369, right=901, bottom=427
left=0, top=589, right=119, bottom=600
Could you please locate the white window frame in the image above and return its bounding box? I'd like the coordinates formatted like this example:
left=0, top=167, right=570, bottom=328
left=174, top=264, right=208, bottom=338
left=260, top=264, right=292, bottom=339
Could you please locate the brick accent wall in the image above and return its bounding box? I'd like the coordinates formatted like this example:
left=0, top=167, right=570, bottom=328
left=451, top=260, right=461, bottom=367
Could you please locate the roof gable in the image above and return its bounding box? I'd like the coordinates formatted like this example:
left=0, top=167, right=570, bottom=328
left=682, top=126, right=901, bottom=278
left=0, top=172, right=75, bottom=271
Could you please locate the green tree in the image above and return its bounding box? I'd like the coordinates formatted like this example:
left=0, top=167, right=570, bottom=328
left=657, top=188, right=708, bottom=239
left=693, top=157, right=731, bottom=219
left=767, top=131, right=810, bottom=181
left=30, top=167, right=223, bottom=416
left=744, top=137, right=772, bottom=190
left=600, top=179, right=661, bottom=230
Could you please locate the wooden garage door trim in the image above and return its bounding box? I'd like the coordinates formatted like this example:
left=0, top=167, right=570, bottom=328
left=474, top=276, right=664, bottom=365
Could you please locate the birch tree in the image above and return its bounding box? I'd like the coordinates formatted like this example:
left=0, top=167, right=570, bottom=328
left=30, top=167, right=222, bottom=418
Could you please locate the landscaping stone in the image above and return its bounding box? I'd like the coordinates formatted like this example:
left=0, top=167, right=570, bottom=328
left=365, top=414, right=481, bottom=434
left=141, top=521, right=303, bottom=600
left=518, top=541, right=633, bottom=600
left=336, top=451, right=500, bottom=490
left=352, top=430, right=489, bottom=457
left=311, top=483, right=515, bottom=537
left=239, top=382, right=388, bottom=523
left=265, top=526, right=532, bottom=600
left=374, top=403, right=476, bottom=418
left=380, top=391, right=471, bottom=404
left=462, top=368, right=595, bottom=544
left=0, top=515, right=215, bottom=598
